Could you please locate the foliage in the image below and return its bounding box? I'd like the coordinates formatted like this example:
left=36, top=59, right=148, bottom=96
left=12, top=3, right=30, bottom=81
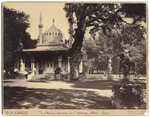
left=63, top=3, right=146, bottom=80
left=64, top=3, right=123, bottom=50
left=64, top=3, right=123, bottom=79
left=121, top=4, right=146, bottom=23
left=120, top=25, right=146, bottom=75
left=3, top=7, right=37, bottom=74
left=112, top=78, right=145, bottom=104
left=83, top=24, right=146, bottom=75
left=83, top=38, right=106, bottom=72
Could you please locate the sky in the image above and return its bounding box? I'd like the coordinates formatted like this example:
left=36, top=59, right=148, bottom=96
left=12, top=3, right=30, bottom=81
left=3, top=2, right=69, bottom=39
left=3, top=2, right=146, bottom=40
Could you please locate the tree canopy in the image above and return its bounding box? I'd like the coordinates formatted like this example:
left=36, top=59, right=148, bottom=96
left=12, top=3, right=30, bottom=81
left=64, top=3, right=146, bottom=79
left=3, top=7, right=37, bottom=74
left=84, top=24, right=146, bottom=75
left=64, top=3, right=146, bottom=48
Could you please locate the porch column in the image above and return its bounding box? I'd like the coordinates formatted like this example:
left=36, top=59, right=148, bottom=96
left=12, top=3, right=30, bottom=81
left=79, top=61, right=83, bottom=73
left=58, top=56, right=62, bottom=68
left=67, top=57, right=70, bottom=73
left=20, top=59, right=25, bottom=72
left=17, top=62, right=20, bottom=71
left=36, top=62, right=39, bottom=74
left=31, top=58, right=36, bottom=74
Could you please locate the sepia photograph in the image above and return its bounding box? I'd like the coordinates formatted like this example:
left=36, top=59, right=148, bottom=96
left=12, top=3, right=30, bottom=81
left=2, top=2, right=148, bottom=116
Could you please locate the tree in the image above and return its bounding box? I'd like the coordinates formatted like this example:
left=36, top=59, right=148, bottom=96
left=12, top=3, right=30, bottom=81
left=120, top=25, right=146, bottom=76
left=82, top=38, right=99, bottom=73
left=83, top=36, right=113, bottom=75
left=3, top=7, right=36, bottom=75
left=95, top=31, right=121, bottom=79
left=64, top=3, right=146, bottom=81
left=102, top=25, right=145, bottom=77
left=64, top=3, right=125, bottom=81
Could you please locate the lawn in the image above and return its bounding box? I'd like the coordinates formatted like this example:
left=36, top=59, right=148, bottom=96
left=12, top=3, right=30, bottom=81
left=3, top=75, right=115, bottom=109
left=3, top=74, right=146, bottom=109
left=4, top=86, right=115, bottom=109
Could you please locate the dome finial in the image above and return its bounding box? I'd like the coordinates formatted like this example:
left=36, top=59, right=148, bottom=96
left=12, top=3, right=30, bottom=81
left=52, top=18, right=55, bottom=26
left=39, top=12, right=42, bottom=25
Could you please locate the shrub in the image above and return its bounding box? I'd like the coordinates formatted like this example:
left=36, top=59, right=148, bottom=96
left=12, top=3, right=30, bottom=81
left=112, top=78, right=144, bottom=103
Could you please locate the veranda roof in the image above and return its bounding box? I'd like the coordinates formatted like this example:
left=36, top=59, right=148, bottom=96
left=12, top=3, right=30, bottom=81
left=23, top=43, right=69, bottom=52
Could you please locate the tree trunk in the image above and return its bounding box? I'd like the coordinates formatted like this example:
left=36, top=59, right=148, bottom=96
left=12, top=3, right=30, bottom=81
left=82, top=61, right=87, bottom=76
left=70, top=50, right=81, bottom=81
left=69, top=31, right=85, bottom=81
left=107, top=57, right=112, bottom=80
left=68, top=9, right=87, bottom=81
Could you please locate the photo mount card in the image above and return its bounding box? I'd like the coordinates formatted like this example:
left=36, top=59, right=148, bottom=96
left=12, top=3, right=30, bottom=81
left=2, top=2, right=148, bottom=116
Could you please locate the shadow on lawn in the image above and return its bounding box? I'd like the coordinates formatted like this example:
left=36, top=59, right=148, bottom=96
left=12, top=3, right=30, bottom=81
left=4, top=86, right=115, bottom=109
left=28, top=77, right=112, bottom=90
left=71, top=80, right=112, bottom=90
left=3, top=81, right=15, bottom=83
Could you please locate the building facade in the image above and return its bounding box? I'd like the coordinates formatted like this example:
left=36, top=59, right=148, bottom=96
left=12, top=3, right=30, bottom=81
left=18, top=13, right=83, bottom=78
